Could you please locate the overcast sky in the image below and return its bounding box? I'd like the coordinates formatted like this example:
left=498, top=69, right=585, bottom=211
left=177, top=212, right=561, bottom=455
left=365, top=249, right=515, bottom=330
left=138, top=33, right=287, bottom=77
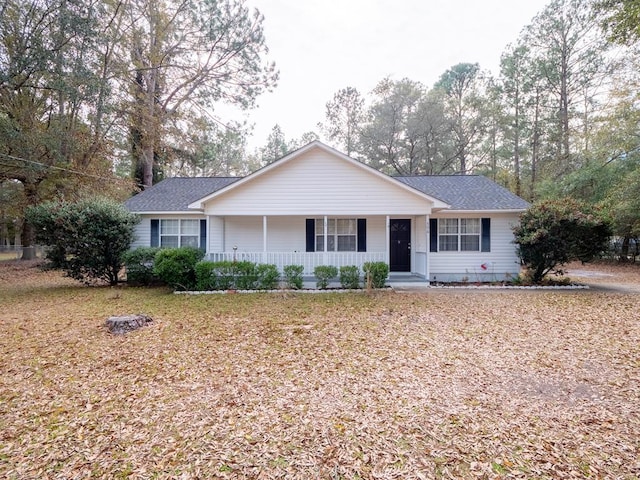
left=229, top=0, right=551, bottom=150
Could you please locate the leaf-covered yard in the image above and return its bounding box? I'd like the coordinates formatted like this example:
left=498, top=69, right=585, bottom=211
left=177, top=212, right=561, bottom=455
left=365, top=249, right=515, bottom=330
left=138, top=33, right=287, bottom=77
left=1, top=262, right=639, bottom=479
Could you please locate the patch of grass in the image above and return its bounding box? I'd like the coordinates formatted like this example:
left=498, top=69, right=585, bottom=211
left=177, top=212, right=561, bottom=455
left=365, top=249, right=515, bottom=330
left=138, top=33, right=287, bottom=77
left=0, top=252, right=19, bottom=261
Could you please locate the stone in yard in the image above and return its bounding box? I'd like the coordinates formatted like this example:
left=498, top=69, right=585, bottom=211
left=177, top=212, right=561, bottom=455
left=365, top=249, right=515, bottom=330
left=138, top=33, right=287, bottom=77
left=105, top=314, right=153, bottom=334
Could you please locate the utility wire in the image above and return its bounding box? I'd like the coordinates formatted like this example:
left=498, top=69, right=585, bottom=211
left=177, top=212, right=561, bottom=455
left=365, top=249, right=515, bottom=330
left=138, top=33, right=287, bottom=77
left=0, top=152, right=143, bottom=188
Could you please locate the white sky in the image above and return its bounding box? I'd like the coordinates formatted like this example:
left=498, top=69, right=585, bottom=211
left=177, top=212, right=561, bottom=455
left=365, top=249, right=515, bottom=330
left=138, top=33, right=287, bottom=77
left=228, top=0, right=551, bottom=150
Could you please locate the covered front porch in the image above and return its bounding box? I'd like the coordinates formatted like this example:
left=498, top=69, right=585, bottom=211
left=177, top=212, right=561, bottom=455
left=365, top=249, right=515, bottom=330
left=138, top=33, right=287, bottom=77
left=206, top=214, right=432, bottom=278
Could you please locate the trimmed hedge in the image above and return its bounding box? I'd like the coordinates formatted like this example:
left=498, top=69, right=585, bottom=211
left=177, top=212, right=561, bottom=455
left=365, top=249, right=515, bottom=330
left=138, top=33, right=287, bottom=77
left=363, top=261, right=389, bottom=289
left=282, top=264, right=304, bottom=289
left=195, top=260, right=279, bottom=290
left=314, top=265, right=338, bottom=289
left=153, top=247, right=204, bottom=291
left=339, top=265, right=360, bottom=289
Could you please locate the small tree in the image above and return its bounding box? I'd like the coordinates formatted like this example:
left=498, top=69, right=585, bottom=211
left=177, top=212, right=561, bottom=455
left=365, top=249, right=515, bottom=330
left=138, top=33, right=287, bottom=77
left=513, top=199, right=611, bottom=283
left=26, top=198, right=139, bottom=285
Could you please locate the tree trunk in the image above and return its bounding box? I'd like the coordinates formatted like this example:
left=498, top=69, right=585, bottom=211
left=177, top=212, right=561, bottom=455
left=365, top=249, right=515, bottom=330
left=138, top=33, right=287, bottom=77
left=105, top=314, right=153, bottom=334
left=514, top=97, right=521, bottom=197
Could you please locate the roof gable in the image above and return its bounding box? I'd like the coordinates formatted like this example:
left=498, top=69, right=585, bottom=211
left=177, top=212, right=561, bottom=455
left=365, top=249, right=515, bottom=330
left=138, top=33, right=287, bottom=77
left=188, top=141, right=449, bottom=211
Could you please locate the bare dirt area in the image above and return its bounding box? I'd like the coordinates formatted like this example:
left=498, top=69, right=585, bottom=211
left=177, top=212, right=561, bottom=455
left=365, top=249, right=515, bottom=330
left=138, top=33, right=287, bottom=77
left=1, top=261, right=639, bottom=479
left=564, top=260, right=640, bottom=293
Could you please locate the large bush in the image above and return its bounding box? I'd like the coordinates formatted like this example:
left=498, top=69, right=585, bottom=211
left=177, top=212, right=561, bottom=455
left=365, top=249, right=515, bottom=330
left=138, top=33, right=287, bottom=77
left=513, top=199, right=611, bottom=283
left=26, top=198, right=139, bottom=285
left=153, top=247, right=204, bottom=291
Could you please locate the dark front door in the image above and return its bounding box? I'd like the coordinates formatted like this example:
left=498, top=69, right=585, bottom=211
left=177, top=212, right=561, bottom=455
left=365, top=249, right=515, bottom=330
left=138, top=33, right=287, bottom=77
left=390, top=219, right=411, bottom=272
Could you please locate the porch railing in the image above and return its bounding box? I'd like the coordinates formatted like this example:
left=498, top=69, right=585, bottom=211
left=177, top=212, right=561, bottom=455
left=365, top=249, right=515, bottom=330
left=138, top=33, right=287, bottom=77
left=207, top=251, right=388, bottom=275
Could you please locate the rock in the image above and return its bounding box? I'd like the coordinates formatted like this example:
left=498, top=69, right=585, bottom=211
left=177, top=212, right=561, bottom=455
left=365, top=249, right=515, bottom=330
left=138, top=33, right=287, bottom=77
left=105, top=314, right=153, bottom=334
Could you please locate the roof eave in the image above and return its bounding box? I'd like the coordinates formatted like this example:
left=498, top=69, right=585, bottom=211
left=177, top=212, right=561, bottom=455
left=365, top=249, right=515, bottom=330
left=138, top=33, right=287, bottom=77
left=127, top=209, right=204, bottom=215
left=436, top=208, right=528, bottom=214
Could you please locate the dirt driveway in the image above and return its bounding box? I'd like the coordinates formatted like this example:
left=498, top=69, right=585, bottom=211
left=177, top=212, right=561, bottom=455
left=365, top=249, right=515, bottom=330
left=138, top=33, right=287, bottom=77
left=564, top=261, right=640, bottom=293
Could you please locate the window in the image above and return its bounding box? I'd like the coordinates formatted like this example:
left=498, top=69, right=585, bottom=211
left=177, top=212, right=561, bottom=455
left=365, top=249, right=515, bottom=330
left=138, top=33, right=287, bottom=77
left=315, top=218, right=357, bottom=252
left=438, top=218, right=481, bottom=252
left=160, top=219, right=200, bottom=248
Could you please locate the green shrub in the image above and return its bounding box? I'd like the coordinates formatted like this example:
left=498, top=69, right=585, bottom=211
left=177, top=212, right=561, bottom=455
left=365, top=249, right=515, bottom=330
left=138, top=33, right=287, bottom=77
left=26, top=198, right=139, bottom=285
left=153, top=247, right=204, bottom=291
left=513, top=199, right=611, bottom=283
left=283, top=264, right=304, bottom=289
left=256, top=263, right=279, bottom=290
left=314, top=265, right=338, bottom=289
left=195, top=261, right=279, bottom=290
left=195, top=260, right=237, bottom=290
left=339, top=265, right=360, bottom=289
left=363, top=262, right=389, bottom=288
left=233, top=261, right=258, bottom=290
left=122, top=247, right=161, bottom=286
left=195, top=261, right=222, bottom=290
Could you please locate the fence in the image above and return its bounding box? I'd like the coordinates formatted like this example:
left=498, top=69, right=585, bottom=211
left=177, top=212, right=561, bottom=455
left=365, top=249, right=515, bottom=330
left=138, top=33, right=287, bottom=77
left=208, top=251, right=388, bottom=276
left=0, top=245, right=45, bottom=260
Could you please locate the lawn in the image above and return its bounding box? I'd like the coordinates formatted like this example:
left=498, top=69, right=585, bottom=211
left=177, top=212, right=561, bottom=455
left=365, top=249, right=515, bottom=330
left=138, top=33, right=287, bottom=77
left=1, top=261, right=639, bottom=479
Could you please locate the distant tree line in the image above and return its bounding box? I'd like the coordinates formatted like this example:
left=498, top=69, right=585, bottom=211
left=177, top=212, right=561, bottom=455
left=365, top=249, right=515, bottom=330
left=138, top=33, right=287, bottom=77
left=0, top=0, right=277, bottom=248
left=3, top=0, right=640, bottom=258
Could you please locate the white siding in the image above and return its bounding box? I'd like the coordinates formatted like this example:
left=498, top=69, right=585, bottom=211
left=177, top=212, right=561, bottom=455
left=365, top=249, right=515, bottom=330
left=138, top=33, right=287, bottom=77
left=412, top=215, right=428, bottom=276
left=266, top=216, right=307, bottom=252
left=209, top=216, right=224, bottom=252
left=429, top=213, right=522, bottom=282
left=224, top=217, right=263, bottom=252
left=203, top=148, right=435, bottom=216
left=130, top=217, right=150, bottom=249
left=367, top=216, right=386, bottom=252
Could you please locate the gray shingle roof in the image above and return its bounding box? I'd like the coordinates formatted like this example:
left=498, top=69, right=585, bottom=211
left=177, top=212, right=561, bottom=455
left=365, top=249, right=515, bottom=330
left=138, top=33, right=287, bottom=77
left=124, top=177, right=240, bottom=212
left=395, top=175, right=530, bottom=210
left=124, top=174, right=529, bottom=213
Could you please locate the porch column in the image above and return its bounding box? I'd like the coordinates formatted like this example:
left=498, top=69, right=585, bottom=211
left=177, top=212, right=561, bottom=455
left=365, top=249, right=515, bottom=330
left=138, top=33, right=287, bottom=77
left=385, top=216, right=390, bottom=265
left=323, top=216, right=328, bottom=265
left=263, top=216, right=268, bottom=252
left=263, top=216, right=268, bottom=264
left=206, top=217, right=210, bottom=256
left=425, top=215, right=430, bottom=282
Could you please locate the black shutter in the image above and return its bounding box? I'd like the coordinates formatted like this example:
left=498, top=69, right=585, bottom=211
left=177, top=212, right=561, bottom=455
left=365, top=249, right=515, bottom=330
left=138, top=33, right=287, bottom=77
left=305, top=219, right=315, bottom=252
left=429, top=219, right=438, bottom=252
left=481, top=218, right=491, bottom=252
left=357, top=218, right=367, bottom=252
left=150, top=219, right=159, bottom=247
left=199, top=219, right=207, bottom=252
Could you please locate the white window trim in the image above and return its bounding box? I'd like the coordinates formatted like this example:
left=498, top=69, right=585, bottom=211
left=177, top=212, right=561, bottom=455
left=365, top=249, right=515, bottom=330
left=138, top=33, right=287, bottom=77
left=438, top=218, right=481, bottom=252
left=160, top=219, right=200, bottom=248
left=315, top=218, right=357, bottom=252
